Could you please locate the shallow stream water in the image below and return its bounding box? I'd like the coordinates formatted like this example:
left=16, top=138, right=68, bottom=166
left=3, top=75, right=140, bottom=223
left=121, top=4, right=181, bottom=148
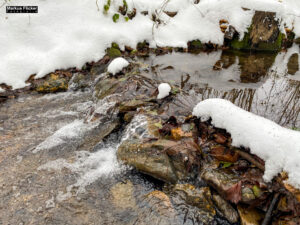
left=0, top=47, right=299, bottom=224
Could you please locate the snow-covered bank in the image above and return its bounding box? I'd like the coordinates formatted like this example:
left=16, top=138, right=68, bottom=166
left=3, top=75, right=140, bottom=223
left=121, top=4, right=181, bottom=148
left=1, top=0, right=300, bottom=89
left=193, top=98, right=300, bottom=188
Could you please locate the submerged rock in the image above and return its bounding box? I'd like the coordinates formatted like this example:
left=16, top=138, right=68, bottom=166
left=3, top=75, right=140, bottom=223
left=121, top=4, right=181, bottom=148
left=237, top=204, right=264, bottom=225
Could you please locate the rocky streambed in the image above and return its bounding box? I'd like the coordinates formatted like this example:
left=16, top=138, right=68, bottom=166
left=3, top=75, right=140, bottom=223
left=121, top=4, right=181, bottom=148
left=0, top=48, right=299, bottom=225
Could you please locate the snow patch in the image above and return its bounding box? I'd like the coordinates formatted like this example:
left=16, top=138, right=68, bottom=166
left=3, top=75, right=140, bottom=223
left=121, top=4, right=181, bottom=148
left=107, top=57, right=129, bottom=75
left=1, top=0, right=300, bottom=89
left=193, top=98, right=300, bottom=188
left=157, top=83, right=171, bottom=99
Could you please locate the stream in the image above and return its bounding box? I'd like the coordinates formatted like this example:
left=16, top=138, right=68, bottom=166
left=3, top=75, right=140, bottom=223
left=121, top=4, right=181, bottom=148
left=0, top=47, right=299, bottom=225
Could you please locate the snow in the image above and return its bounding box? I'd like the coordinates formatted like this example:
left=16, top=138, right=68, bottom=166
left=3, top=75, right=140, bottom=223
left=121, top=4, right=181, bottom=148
left=157, top=83, right=171, bottom=99
left=0, top=87, right=4, bottom=93
left=193, top=98, right=300, bottom=188
left=1, top=0, right=300, bottom=89
left=107, top=57, right=129, bottom=75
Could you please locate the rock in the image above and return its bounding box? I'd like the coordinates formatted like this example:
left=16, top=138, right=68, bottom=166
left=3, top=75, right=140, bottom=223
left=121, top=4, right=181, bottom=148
left=118, top=114, right=201, bottom=183
left=201, top=168, right=242, bottom=204
left=224, top=25, right=237, bottom=40
left=169, top=184, right=216, bottom=224
left=117, top=138, right=196, bottom=183
left=287, top=53, right=299, bottom=75
left=241, top=187, right=256, bottom=202
left=118, top=138, right=177, bottom=181
left=119, top=99, right=149, bottom=112
left=231, top=11, right=283, bottom=51
left=163, top=11, right=177, bottom=17
left=68, top=73, right=90, bottom=91
left=36, top=73, right=69, bottom=93
left=212, top=194, right=239, bottom=223
left=110, top=180, right=136, bottom=210
left=135, top=190, right=179, bottom=225
left=237, top=204, right=264, bottom=225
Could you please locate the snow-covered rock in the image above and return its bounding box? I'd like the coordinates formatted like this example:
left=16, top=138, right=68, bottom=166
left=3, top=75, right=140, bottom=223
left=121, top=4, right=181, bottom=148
left=157, top=83, right=171, bottom=99
left=107, top=57, right=129, bottom=75
left=193, top=98, right=300, bottom=188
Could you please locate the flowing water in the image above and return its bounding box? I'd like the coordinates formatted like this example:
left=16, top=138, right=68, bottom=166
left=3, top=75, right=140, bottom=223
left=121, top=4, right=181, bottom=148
left=0, top=47, right=299, bottom=224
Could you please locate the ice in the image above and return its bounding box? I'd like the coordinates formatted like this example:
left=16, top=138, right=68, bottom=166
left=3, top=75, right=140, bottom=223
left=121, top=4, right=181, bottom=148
left=107, top=57, right=129, bottom=75
left=193, top=98, right=300, bottom=188
left=157, top=83, right=171, bottom=99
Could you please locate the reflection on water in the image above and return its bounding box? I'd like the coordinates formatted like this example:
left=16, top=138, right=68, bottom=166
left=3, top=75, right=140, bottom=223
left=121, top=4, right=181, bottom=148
left=140, top=45, right=300, bottom=128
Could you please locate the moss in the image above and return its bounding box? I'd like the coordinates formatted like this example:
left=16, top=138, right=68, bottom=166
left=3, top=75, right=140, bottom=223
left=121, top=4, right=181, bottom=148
left=230, top=28, right=252, bottom=50
left=106, top=43, right=121, bottom=58
left=188, top=40, right=203, bottom=51
left=36, top=74, right=68, bottom=93
left=113, top=13, right=120, bottom=23
left=257, top=32, right=283, bottom=51
left=230, top=26, right=283, bottom=51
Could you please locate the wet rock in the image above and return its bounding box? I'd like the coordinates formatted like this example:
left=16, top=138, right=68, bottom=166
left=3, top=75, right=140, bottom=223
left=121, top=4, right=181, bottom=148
left=231, top=11, right=283, bottom=51
left=117, top=139, right=180, bottom=183
left=35, top=73, right=69, bottom=93
left=68, top=73, right=90, bottom=91
left=201, top=168, right=242, bottom=204
left=110, top=180, right=136, bottom=210
left=241, top=187, right=256, bottom=202
left=169, top=184, right=216, bottom=224
left=119, top=99, right=151, bottom=112
left=118, top=115, right=201, bottom=183
left=117, top=114, right=177, bottom=182
left=135, top=190, right=179, bottom=225
left=212, top=194, right=239, bottom=223
left=237, top=204, right=264, bottom=225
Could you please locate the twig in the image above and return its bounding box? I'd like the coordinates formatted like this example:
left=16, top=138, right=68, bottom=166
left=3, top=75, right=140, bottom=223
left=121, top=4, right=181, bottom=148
left=262, top=193, right=280, bottom=225
left=235, top=149, right=265, bottom=171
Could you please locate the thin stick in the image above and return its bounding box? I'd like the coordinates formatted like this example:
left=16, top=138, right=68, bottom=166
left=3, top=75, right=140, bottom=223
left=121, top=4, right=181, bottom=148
left=235, top=149, right=265, bottom=171
left=262, top=193, right=280, bottom=225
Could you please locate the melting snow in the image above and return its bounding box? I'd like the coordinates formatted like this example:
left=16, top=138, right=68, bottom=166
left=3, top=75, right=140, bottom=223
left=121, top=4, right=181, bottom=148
left=157, top=83, right=171, bottom=99
left=1, top=0, right=300, bottom=88
left=107, top=57, right=129, bottom=75
left=193, top=98, right=300, bottom=188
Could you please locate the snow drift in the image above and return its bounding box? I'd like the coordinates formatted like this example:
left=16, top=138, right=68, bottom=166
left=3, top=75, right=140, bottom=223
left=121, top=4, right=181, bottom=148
left=1, top=0, right=300, bottom=89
